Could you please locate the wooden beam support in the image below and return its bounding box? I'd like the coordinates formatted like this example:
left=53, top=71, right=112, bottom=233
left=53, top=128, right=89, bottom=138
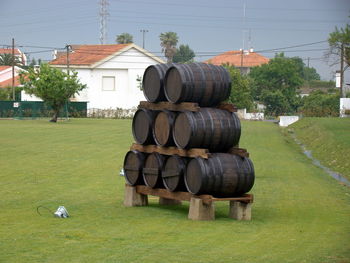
left=130, top=143, right=210, bottom=159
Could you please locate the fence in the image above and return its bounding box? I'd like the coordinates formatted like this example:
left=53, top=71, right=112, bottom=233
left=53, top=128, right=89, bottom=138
left=0, top=101, right=87, bottom=118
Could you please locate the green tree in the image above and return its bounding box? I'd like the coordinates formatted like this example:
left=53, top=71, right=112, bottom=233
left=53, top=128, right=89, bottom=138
left=0, top=53, right=21, bottom=66
left=328, top=23, right=350, bottom=68
left=20, top=64, right=87, bottom=122
left=159, top=31, right=179, bottom=63
left=173, top=44, right=195, bottom=63
left=249, top=53, right=303, bottom=115
left=303, top=66, right=320, bottom=81
left=290, top=56, right=320, bottom=81
left=116, top=33, right=133, bottom=44
left=224, top=65, right=253, bottom=110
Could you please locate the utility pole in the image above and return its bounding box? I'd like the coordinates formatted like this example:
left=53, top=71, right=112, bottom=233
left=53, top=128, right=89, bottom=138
left=66, top=44, right=71, bottom=75
left=12, top=38, right=15, bottom=101
left=140, top=29, right=149, bottom=49
left=340, top=43, right=344, bottom=98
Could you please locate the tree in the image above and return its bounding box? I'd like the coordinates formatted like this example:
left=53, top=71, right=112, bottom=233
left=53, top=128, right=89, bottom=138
left=173, top=44, right=195, bottom=63
left=116, top=33, right=133, bottom=44
left=159, top=31, right=179, bottom=63
left=0, top=53, right=21, bottom=66
left=328, top=24, right=350, bottom=68
left=249, top=53, right=303, bottom=115
left=20, top=64, right=87, bottom=122
left=224, top=65, right=253, bottom=110
left=290, top=56, right=320, bottom=81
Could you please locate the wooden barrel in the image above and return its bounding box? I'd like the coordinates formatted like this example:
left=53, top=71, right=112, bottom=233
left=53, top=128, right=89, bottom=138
left=123, top=150, right=146, bottom=186
left=162, top=155, right=187, bottom=192
left=153, top=110, right=177, bottom=147
left=173, top=108, right=241, bottom=152
left=164, top=63, right=231, bottom=106
left=142, top=63, right=173, bottom=102
left=185, top=153, right=255, bottom=197
left=143, top=152, right=166, bottom=188
left=132, top=108, right=157, bottom=145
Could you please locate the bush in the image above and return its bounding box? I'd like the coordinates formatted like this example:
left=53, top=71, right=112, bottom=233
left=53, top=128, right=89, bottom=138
left=299, top=90, right=339, bottom=117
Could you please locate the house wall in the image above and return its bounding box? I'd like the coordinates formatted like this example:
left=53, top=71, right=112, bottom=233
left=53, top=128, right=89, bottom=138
left=0, top=67, right=21, bottom=82
left=72, top=47, right=159, bottom=109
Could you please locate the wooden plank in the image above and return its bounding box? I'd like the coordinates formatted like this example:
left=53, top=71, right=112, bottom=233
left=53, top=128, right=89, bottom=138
left=134, top=185, right=253, bottom=205
left=216, top=102, right=238, bottom=112
left=130, top=143, right=210, bottom=159
left=227, top=147, right=250, bottom=158
left=138, top=101, right=200, bottom=112
left=136, top=185, right=193, bottom=201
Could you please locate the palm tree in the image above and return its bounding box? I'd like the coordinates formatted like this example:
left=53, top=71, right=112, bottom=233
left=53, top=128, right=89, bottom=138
left=159, top=32, right=179, bottom=63
left=0, top=53, right=21, bottom=66
left=116, top=33, right=133, bottom=44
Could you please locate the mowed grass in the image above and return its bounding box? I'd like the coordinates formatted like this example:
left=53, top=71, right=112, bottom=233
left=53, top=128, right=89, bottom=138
left=0, top=119, right=349, bottom=263
left=290, top=117, right=350, bottom=180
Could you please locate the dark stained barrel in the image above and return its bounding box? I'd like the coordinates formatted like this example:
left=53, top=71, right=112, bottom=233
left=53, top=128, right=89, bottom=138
left=132, top=108, right=157, bottom=145
left=153, top=110, right=177, bottom=147
left=162, top=155, right=187, bottom=192
left=143, top=152, right=167, bottom=188
left=123, top=150, right=146, bottom=186
left=173, top=108, right=241, bottom=152
left=164, top=63, right=231, bottom=106
left=142, top=63, right=173, bottom=102
left=185, top=154, right=255, bottom=197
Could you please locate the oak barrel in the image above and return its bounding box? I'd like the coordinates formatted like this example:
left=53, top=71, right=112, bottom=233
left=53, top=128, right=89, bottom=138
left=123, top=150, right=146, bottom=186
left=162, top=155, right=187, bottom=192
left=142, top=63, right=173, bottom=102
left=143, top=152, right=166, bottom=188
left=132, top=108, right=157, bottom=145
left=164, top=63, right=231, bottom=106
left=185, top=153, right=255, bottom=197
left=153, top=110, right=177, bottom=147
left=173, top=108, right=241, bottom=152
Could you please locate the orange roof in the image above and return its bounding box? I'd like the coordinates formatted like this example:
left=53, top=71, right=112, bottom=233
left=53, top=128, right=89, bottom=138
left=0, top=48, right=22, bottom=56
left=50, top=44, right=132, bottom=66
left=205, top=50, right=269, bottom=68
left=0, top=66, right=11, bottom=71
left=0, top=75, right=22, bottom=88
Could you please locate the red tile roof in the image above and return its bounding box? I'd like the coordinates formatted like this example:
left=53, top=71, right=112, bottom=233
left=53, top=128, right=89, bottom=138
left=0, top=48, right=22, bottom=56
left=205, top=50, right=269, bottom=68
left=0, top=75, right=22, bottom=88
left=0, top=66, right=11, bottom=72
left=50, top=44, right=132, bottom=66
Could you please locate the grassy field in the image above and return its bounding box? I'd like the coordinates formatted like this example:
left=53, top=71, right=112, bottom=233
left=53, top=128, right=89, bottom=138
left=0, top=118, right=349, bottom=263
left=290, top=117, right=350, bottom=180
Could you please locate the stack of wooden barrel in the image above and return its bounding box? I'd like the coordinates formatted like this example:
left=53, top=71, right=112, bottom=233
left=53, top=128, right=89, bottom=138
left=123, top=63, right=255, bottom=198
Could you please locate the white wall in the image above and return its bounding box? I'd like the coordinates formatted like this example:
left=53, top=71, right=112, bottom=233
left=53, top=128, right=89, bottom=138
left=340, top=98, right=350, bottom=118
left=70, top=47, right=159, bottom=109
left=279, top=116, right=299, bottom=127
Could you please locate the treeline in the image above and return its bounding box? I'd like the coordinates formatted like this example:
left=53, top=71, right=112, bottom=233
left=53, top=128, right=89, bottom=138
left=225, top=53, right=340, bottom=117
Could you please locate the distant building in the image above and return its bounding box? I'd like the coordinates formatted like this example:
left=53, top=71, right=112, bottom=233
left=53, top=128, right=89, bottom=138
left=205, top=49, right=269, bottom=74
left=0, top=48, right=27, bottom=66
left=45, top=43, right=164, bottom=110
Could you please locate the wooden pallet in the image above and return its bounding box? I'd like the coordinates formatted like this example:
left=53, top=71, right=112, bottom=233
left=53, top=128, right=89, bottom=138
left=130, top=143, right=249, bottom=159
left=138, top=101, right=237, bottom=112
left=124, top=184, right=253, bottom=221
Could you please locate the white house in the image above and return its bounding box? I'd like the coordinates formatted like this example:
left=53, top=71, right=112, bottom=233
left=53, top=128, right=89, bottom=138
left=48, top=43, right=164, bottom=110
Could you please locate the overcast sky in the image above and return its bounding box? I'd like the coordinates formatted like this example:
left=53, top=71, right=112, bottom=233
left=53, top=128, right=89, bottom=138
left=0, top=0, right=349, bottom=80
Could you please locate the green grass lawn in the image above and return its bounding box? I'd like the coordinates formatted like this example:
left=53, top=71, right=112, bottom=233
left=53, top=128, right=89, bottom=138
left=290, top=117, right=350, bottom=180
left=0, top=119, right=349, bottom=263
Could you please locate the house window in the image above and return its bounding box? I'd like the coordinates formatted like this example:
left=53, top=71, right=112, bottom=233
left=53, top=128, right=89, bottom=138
left=102, top=76, right=115, bottom=91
